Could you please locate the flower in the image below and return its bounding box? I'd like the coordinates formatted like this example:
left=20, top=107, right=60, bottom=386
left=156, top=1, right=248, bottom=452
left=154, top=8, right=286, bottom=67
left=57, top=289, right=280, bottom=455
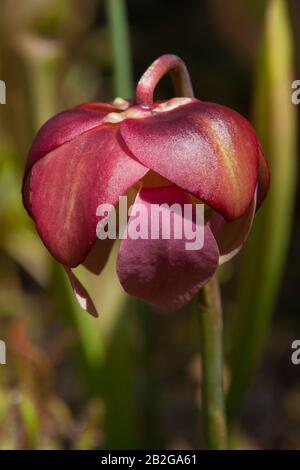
left=22, top=54, right=270, bottom=315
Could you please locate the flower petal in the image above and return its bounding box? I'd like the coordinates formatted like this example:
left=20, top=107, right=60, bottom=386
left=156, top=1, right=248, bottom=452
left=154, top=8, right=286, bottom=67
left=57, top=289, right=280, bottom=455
left=64, top=267, right=98, bottom=317
left=116, top=186, right=219, bottom=310
left=120, top=100, right=260, bottom=220
left=29, top=125, right=148, bottom=267
left=25, top=102, right=119, bottom=175
left=209, top=191, right=257, bottom=265
left=257, top=144, right=270, bottom=209
left=82, top=238, right=115, bottom=275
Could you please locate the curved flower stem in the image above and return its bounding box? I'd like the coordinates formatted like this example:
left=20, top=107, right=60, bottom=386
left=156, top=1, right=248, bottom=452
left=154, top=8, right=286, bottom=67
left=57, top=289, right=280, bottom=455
left=198, top=275, right=227, bottom=450
left=135, top=54, right=194, bottom=107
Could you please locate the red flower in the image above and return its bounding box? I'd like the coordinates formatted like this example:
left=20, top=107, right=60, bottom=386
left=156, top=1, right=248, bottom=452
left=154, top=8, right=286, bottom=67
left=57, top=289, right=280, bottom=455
left=22, top=55, right=269, bottom=315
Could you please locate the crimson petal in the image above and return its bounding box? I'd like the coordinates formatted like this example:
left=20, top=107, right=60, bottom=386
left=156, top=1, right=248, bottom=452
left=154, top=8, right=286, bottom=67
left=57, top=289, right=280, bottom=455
left=209, top=191, right=257, bottom=265
left=82, top=238, right=115, bottom=275
left=25, top=103, right=119, bottom=175
left=257, top=144, right=270, bottom=209
left=29, top=125, right=148, bottom=267
left=116, top=186, right=219, bottom=310
left=64, top=267, right=98, bottom=317
left=120, top=100, right=261, bottom=220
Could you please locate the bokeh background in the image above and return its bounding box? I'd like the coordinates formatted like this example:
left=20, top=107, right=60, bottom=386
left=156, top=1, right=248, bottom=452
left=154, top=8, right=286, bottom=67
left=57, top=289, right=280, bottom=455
left=0, top=0, right=299, bottom=450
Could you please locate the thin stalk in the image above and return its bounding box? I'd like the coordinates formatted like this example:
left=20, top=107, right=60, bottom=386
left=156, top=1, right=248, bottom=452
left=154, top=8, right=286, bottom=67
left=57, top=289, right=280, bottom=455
left=226, top=0, right=297, bottom=422
left=198, top=275, right=227, bottom=450
left=105, top=0, right=134, bottom=98
left=104, top=0, right=143, bottom=448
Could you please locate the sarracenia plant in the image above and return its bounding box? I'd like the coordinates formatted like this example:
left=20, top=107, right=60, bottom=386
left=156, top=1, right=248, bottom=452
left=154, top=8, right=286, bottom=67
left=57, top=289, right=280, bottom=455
left=22, top=54, right=270, bottom=449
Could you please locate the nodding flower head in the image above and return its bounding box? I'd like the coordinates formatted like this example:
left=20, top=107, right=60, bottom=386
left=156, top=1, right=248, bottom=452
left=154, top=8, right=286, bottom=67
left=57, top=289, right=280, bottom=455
left=22, top=54, right=270, bottom=315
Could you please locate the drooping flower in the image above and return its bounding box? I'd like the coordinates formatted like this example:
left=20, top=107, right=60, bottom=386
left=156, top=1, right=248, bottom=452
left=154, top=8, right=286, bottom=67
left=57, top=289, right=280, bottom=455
left=22, top=54, right=270, bottom=315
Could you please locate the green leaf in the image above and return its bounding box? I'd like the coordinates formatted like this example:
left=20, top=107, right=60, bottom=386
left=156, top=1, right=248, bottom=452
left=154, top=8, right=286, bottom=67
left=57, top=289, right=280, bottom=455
left=105, top=0, right=134, bottom=98
left=226, top=0, right=297, bottom=421
left=19, top=394, right=39, bottom=449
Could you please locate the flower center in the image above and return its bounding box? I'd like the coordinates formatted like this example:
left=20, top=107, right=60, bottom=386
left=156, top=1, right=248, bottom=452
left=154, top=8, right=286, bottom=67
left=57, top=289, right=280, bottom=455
left=103, top=97, right=193, bottom=124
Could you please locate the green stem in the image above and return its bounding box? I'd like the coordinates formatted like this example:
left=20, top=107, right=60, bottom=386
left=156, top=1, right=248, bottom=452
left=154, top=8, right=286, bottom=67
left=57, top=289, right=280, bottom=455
left=105, top=0, right=134, bottom=97
left=198, top=275, right=227, bottom=450
left=104, top=1, right=145, bottom=448
left=226, top=0, right=297, bottom=423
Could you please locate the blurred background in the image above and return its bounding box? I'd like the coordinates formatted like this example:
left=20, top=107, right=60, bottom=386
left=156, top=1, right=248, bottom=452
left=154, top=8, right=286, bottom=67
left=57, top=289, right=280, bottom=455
left=0, top=0, right=299, bottom=450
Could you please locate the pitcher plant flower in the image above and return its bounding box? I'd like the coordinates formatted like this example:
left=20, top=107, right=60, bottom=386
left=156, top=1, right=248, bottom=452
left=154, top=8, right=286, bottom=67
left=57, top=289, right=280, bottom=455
left=22, top=54, right=270, bottom=316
